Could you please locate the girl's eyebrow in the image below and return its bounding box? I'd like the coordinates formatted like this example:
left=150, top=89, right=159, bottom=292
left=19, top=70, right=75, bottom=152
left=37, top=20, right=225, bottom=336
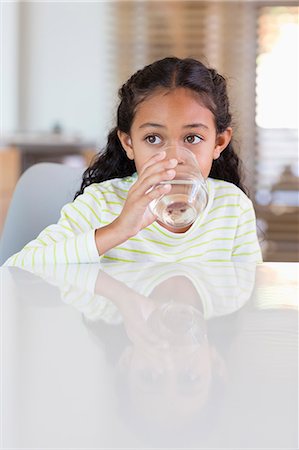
left=183, top=123, right=209, bottom=130
left=139, top=122, right=209, bottom=130
left=139, top=122, right=165, bottom=129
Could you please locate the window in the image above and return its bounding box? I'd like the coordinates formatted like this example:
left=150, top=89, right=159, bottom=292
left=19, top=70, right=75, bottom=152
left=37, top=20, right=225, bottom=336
left=255, top=6, right=299, bottom=261
left=255, top=6, right=298, bottom=199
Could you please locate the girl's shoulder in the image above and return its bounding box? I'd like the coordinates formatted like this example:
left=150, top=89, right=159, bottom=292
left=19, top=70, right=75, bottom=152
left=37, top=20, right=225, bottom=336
left=208, top=178, right=253, bottom=206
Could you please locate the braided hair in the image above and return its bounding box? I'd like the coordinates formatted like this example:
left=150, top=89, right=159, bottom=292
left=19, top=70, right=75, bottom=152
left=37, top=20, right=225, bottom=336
left=75, top=57, right=246, bottom=199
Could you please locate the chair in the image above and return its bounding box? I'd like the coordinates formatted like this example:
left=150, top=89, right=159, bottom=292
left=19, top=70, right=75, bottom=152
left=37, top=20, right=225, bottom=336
left=0, top=163, right=84, bottom=265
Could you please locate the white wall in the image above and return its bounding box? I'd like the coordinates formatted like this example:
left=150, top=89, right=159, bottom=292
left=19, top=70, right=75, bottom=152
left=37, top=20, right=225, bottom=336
left=14, top=2, right=114, bottom=143
left=1, top=1, right=19, bottom=137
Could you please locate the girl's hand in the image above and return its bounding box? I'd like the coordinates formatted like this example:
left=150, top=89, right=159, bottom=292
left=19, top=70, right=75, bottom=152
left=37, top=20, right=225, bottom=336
left=95, top=151, right=177, bottom=255
left=116, top=151, right=178, bottom=238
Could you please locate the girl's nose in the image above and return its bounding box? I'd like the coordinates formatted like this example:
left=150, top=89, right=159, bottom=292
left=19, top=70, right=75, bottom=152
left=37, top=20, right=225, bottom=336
left=165, top=145, right=185, bottom=164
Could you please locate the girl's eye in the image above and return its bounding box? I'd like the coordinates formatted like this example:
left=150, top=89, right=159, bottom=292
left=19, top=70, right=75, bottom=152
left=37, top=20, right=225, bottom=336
left=145, top=135, right=162, bottom=145
left=184, top=135, right=202, bottom=144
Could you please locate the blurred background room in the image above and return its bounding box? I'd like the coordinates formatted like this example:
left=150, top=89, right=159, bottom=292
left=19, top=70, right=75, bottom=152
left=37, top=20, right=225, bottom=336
left=1, top=0, right=298, bottom=261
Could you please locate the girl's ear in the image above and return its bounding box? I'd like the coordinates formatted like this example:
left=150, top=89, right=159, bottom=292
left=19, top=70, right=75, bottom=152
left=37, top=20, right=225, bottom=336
left=117, top=130, right=134, bottom=160
left=213, top=127, right=233, bottom=160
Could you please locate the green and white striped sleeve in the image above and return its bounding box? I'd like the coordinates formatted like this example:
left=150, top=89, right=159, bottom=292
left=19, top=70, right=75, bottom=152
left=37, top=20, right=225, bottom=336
left=3, top=185, right=102, bottom=267
left=232, top=195, right=263, bottom=262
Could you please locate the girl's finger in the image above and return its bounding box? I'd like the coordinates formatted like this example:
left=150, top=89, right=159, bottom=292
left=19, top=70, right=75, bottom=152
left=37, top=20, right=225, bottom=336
left=133, top=159, right=178, bottom=194
left=130, top=168, right=176, bottom=200
left=139, top=155, right=178, bottom=182
left=138, top=151, right=167, bottom=177
left=131, top=182, right=172, bottom=211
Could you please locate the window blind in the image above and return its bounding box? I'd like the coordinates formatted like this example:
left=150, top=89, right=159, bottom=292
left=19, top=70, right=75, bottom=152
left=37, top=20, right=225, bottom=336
left=110, top=1, right=298, bottom=261
left=255, top=5, right=298, bottom=194
left=255, top=5, right=299, bottom=261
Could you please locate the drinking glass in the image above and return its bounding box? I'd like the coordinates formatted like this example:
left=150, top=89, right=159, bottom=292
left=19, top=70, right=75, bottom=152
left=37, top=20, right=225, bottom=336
left=149, top=146, right=208, bottom=228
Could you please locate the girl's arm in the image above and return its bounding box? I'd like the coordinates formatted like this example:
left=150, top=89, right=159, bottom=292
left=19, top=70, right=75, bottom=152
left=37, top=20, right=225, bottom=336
left=3, top=184, right=106, bottom=267
left=4, top=152, right=176, bottom=268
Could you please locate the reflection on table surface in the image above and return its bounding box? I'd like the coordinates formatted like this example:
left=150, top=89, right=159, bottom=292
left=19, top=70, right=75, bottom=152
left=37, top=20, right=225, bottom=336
left=1, top=262, right=298, bottom=449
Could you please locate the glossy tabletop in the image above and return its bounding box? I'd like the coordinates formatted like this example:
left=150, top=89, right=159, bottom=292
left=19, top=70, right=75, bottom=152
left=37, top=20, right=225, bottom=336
left=1, top=262, right=298, bottom=449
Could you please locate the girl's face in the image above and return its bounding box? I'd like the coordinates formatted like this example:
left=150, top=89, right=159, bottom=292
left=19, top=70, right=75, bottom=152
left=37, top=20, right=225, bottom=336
left=118, top=87, right=232, bottom=178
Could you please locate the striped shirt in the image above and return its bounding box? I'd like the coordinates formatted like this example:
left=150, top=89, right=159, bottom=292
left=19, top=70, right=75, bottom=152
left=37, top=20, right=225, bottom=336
left=4, top=174, right=262, bottom=267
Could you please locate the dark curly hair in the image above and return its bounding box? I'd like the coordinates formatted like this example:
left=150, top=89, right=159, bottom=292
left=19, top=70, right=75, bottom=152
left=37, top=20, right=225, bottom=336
left=75, top=56, right=246, bottom=199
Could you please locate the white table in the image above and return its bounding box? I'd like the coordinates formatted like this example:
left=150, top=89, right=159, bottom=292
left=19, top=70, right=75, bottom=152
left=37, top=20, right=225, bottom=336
left=1, top=262, right=298, bottom=449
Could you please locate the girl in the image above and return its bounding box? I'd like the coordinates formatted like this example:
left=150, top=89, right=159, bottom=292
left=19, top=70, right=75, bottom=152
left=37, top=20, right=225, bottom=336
left=4, top=57, right=262, bottom=266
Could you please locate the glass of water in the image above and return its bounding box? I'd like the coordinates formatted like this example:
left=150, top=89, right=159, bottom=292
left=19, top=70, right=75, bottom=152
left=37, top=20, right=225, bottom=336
left=149, top=146, right=208, bottom=228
